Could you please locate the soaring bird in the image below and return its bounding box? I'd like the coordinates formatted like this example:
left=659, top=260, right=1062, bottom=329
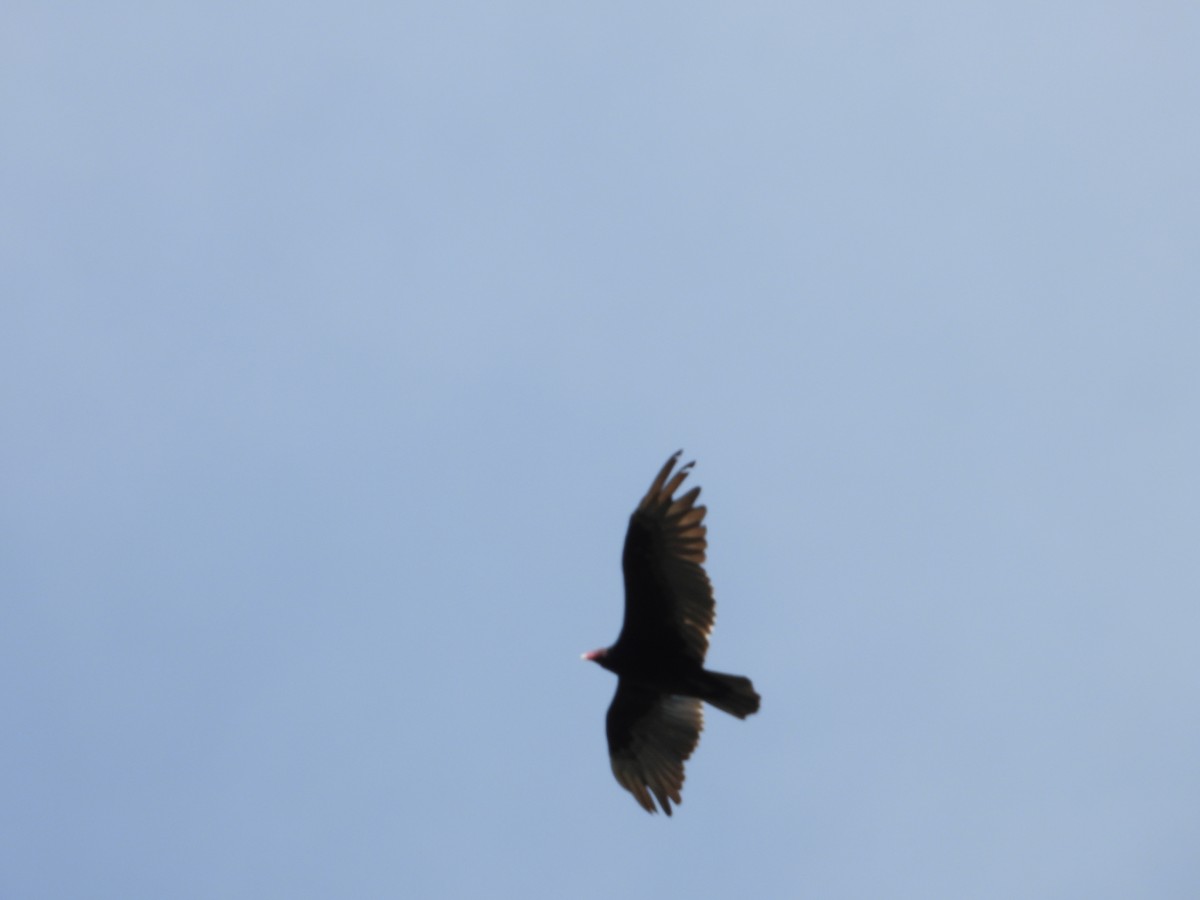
left=583, top=452, right=760, bottom=815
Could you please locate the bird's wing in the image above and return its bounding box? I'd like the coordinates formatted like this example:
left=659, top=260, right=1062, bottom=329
left=619, top=451, right=714, bottom=663
left=606, top=681, right=704, bottom=816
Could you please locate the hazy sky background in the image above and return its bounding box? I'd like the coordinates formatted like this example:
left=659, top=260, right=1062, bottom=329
left=4, top=4, right=1199, bottom=898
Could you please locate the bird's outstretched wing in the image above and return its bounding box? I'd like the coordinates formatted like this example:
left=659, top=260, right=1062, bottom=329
left=619, top=451, right=715, bottom=663
left=606, top=681, right=704, bottom=816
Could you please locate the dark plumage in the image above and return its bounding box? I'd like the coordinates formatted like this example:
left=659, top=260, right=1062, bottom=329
left=583, top=452, right=760, bottom=815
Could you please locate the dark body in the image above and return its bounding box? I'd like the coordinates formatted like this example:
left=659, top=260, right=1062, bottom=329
left=585, top=452, right=760, bottom=815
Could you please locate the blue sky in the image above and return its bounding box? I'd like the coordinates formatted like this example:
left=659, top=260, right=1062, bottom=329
left=4, top=3, right=1199, bottom=898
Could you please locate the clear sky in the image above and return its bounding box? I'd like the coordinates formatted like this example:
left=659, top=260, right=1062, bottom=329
left=4, top=4, right=1199, bottom=898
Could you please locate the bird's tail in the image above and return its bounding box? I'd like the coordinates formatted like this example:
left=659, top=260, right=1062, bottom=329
left=698, top=670, right=761, bottom=719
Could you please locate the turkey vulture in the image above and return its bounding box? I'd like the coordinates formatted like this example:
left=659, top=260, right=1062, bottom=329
left=583, top=452, right=760, bottom=815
